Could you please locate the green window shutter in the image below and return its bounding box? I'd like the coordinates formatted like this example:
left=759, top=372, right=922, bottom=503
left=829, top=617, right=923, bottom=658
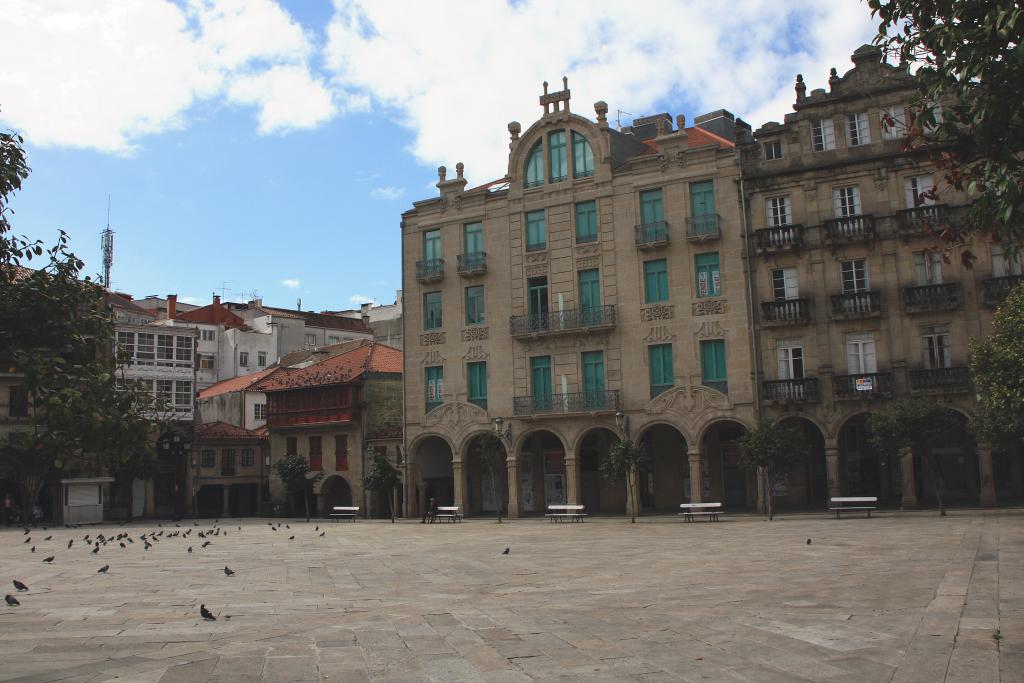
left=700, top=340, right=727, bottom=394
left=695, top=252, right=721, bottom=297
left=423, top=230, right=441, bottom=261
left=649, top=344, right=673, bottom=397
left=463, top=222, right=483, bottom=254
left=527, top=277, right=549, bottom=317
left=643, top=259, right=668, bottom=303
left=465, top=286, right=484, bottom=325
left=526, top=210, right=547, bottom=251
left=549, top=131, right=567, bottom=181
left=689, top=181, right=717, bottom=236
left=424, top=291, right=442, bottom=330
left=575, top=200, right=597, bottom=243
left=573, top=132, right=594, bottom=178
left=582, top=350, right=605, bottom=394
left=425, top=366, right=444, bottom=411
left=577, top=269, right=600, bottom=313
left=525, top=142, right=543, bottom=187
left=531, top=356, right=552, bottom=411
left=467, top=362, right=487, bottom=409
left=640, top=189, right=664, bottom=225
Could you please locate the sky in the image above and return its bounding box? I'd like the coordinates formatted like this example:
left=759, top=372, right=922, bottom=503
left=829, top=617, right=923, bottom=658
left=0, top=0, right=878, bottom=312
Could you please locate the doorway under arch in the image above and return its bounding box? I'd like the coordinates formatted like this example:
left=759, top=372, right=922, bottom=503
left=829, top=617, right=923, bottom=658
left=702, top=421, right=752, bottom=509
left=637, top=423, right=689, bottom=512
left=518, top=431, right=566, bottom=514
left=577, top=427, right=623, bottom=514
left=777, top=417, right=828, bottom=510
left=464, top=433, right=508, bottom=518
left=319, top=475, right=353, bottom=515
left=414, top=436, right=455, bottom=513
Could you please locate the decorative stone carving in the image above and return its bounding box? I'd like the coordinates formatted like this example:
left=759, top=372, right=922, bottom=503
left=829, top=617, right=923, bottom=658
left=645, top=383, right=730, bottom=416
left=525, top=252, right=548, bottom=264
left=640, top=304, right=674, bottom=321
left=420, top=332, right=445, bottom=346
left=643, top=326, right=676, bottom=343
left=658, top=149, right=686, bottom=172
left=576, top=256, right=599, bottom=269
left=690, top=384, right=730, bottom=412
left=645, top=386, right=689, bottom=415
left=692, top=299, right=727, bottom=316
left=439, top=193, right=462, bottom=214
left=695, top=321, right=726, bottom=339
left=525, top=265, right=547, bottom=277
left=420, top=350, right=442, bottom=366
left=803, top=184, right=817, bottom=202
left=575, top=244, right=600, bottom=257
left=463, top=345, right=489, bottom=361
left=462, top=327, right=489, bottom=342
left=424, top=401, right=487, bottom=427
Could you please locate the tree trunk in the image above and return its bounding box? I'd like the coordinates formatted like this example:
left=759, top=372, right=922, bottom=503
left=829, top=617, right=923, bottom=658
left=628, top=466, right=637, bottom=523
left=765, top=471, right=774, bottom=521
left=389, top=486, right=396, bottom=523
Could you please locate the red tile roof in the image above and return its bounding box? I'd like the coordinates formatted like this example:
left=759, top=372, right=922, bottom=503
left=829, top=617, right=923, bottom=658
left=197, top=367, right=279, bottom=399
left=251, top=341, right=401, bottom=392
left=196, top=421, right=268, bottom=442
left=257, top=306, right=372, bottom=333
left=637, top=126, right=735, bottom=156
left=175, top=300, right=248, bottom=328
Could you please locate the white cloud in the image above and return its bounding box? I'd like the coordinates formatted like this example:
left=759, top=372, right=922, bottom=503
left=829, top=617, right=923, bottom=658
left=324, top=0, right=878, bottom=184
left=227, top=65, right=336, bottom=134
left=370, top=186, right=403, bottom=200
left=349, top=294, right=373, bottom=304
left=179, top=296, right=207, bottom=305
left=280, top=278, right=301, bottom=289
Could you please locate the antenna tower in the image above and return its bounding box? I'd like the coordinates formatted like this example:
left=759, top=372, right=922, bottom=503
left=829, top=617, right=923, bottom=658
left=100, top=196, right=114, bottom=289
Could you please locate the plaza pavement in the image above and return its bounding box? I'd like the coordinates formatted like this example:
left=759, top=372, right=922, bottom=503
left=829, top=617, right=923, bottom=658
left=0, top=509, right=1020, bottom=683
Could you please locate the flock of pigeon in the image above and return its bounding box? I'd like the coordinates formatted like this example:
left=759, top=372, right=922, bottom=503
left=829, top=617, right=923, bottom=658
left=4, top=519, right=330, bottom=620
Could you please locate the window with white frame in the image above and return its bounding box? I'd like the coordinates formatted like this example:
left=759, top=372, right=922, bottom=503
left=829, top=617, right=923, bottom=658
left=156, top=379, right=173, bottom=404
left=833, top=185, right=861, bottom=217
left=174, top=381, right=192, bottom=410
left=811, top=118, right=836, bottom=151
left=920, top=324, right=951, bottom=369
left=136, top=333, right=155, bottom=363
left=846, top=112, right=871, bottom=146
left=254, top=403, right=267, bottom=420
left=201, top=329, right=216, bottom=341
left=777, top=341, right=805, bottom=379
left=257, top=351, right=267, bottom=366
left=841, top=259, right=869, bottom=292
left=116, top=331, right=134, bottom=363
left=239, top=351, right=249, bottom=366
left=199, top=354, right=215, bottom=370
left=913, top=251, right=943, bottom=286
left=771, top=268, right=799, bottom=300
left=763, top=141, right=783, bottom=160
left=304, top=333, right=316, bottom=349
left=992, top=243, right=1024, bottom=277
left=328, top=335, right=340, bottom=344
left=905, top=175, right=936, bottom=209
left=879, top=105, right=908, bottom=141
left=846, top=333, right=877, bottom=374
left=766, top=196, right=791, bottom=226
left=175, top=336, right=192, bottom=365
left=157, top=335, right=174, bottom=365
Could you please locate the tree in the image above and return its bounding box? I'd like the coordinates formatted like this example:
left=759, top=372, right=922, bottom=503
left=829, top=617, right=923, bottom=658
left=736, top=419, right=808, bottom=521
left=272, top=455, right=323, bottom=521
left=869, top=1, right=1024, bottom=249
left=970, top=283, right=1024, bottom=446
left=601, top=438, right=651, bottom=523
left=474, top=432, right=506, bottom=523
left=866, top=398, right=975, bottom=515
left=363, top=447, right=402, bottom=522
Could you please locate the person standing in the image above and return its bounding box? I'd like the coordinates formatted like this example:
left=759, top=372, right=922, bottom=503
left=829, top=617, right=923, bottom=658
left=421, top=497, right=437, bottom=524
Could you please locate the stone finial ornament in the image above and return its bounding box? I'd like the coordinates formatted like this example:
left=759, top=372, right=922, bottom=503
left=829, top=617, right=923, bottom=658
left=676, top=114, right=686, bottom=131
left=594, top=101, right=608, bottom=125
left=540, top=77, right=571, bottom=114
left=656, top=117, right=669, bottom=136
left=829, top=67, right=840, bottom=89
left=795, top=74, right=806, bottom=103
left=508, top=121, right=521, bottom=141
left=456, top=162, right=464, bottom=179
left=438, top=166, right=447, bottom=182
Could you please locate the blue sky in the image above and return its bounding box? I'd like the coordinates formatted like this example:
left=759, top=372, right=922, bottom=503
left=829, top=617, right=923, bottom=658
left=0, top=1, right=876, bottom=311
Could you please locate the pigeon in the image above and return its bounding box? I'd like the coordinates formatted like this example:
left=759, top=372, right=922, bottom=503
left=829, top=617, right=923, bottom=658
left=13, top=580, right=28, bottom=591
left=23, top=528, right=29, bottom=535
left=23, top=537, right=30, bottom=544
left=319, top=531, right=325, bottom=537
left=502, top=547, right=510, bottom=555
left=286, top=524, right=290, bottom=529
left=92, top=546, right=99, bottom=554
left=200, top=604, right=216, bottom=621
left=807, top=539, right=812, bottom=545
left=5, top=594, right=19, bottom=606
left=30, top=546, right=35, bottom=553
left=67, top=539, right=73, bottom=549
left=44, top=535, right=52, bottom=541
left=289, top=535, right=295, bottom=540
left=237, top=526, right=241, bottom=531
left=119, top=543, right=126, bottom=549
left=188, top=546, right=193, bottom=553
left=42, top=556, right=54, bottom=563
left=201, top=541, right=211, bottom=548
left=315, top=525, right=319, bottom=531
left=223, top=566, right=235, bottom=577
left=97, top=565, right=109, bottom=574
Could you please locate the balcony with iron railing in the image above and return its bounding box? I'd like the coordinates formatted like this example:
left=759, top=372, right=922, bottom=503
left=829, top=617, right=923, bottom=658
left=702, top=380, right=728, bottom=395
left=513, top=390, right=620, bottom=416
left=830, top=290, right=881, bottom=319
left=635, top=221, right=668, bottom=248
left=982, top=274, right=1023, bottom=307
left=903, top=282, right=960, bottom=313
left=415, top=258, right=445, bottom=283
left=833, top=372, right=893, bottom=399
left=824, top=214, right=876, bottom=245
left=761, top=298, right=811, bottom=326
left=763, top=377, right=819, bottom=403
left=909, top=366, right=971, bottom=394
left=509, top=305, right=616, bottom=337
left=896, top=204, right=949, bottom=235
left=457, top=252, right=486, bottom=276
left=686, top=214, right=720, bottom=241
left=755, top=224, right=804, bottom=253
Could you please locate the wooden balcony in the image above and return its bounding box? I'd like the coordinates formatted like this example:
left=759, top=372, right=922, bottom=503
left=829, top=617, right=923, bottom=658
left=833, top=372, right=893, bottom=399
left=686, top=215, right=720, bottom=241
left=456, top=252, right=486, bottom=276
left=982, top=275, right=1023, bottom=307
left=754, top=224, right=803, bottom=253
left=267, top=406, right=356, bottom=428
left=896, top=204, right=949, bottom=235
left=761, top=298, right=811, bottom=326
left=824, top=215, right=876, bottom=246
left=415, top=259, right=445, bottom=283
left=903, top=282, right=960, bottom=313
left=763, top=378, right=818, bottom=403
left=509, top=305, right=616, bottom=338
left=830, top=290, right=881, bottom=319
left=513, top=390, right=620, bottom=417
left=635, top=221, right=668, bottom=248
left=909, top=367, right=972, bottom=394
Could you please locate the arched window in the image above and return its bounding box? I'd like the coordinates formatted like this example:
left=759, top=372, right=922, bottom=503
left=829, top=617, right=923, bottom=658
left=573, top=132, right=594, bottom=178
left=525, top=141, right=544, bottom=188
left=549, top=131, right=567, bottom=182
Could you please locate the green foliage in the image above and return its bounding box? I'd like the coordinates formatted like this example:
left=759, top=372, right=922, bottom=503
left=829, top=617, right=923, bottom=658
left=737, top=419, right=807, bottom=520
left=866, top=398, right=974, bottom=456
left=272, top=454, right=323, bottom=493
left=601, top=438, right=651, bottom=522
left=870, top=1, right=1024, bottom=245
left=363, top=448, right=401, bottom=493
left=971, top=283, right=1024, bottom=446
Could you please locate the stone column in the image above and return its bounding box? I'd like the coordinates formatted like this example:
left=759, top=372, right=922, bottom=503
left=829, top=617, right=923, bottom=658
left=901, top=447, right=917, bottom=509
left=825, top=446, right=842, bottom=498
left=505, top=457, right=520, bottom=518
left=687, top=449, right=703, bottom=504
left=452, top=460, right=465, bottom=511
left=565, top=454, right=580, bottom=505
left=144, top=478, right=156, bottom=517
left=978, top=444, right=997, bottom=507
left=405, top=462, right=418, bottom=518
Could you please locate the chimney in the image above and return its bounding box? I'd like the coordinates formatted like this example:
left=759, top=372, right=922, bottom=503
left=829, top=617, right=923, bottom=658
left=213, top=295, right=221, bottom=307
left=167, top=294, right=177, bottom=320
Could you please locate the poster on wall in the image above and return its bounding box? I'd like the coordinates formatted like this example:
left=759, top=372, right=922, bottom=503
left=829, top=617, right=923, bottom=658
left=481, top=468, right=496, bottom=511
left=519, top=456, right=534, bottom=512
left=544, top=474, right=566, bottom=506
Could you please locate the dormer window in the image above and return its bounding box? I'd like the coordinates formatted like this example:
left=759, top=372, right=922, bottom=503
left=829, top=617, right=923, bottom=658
left=763, top=141, right=782, bottom=160
left=573, top=132, right=594, bottom=178
left=548, top=131, right=567, bottom=182
left=525, top=141, right=543, bottom=188
left=811, top=118, right=836, bottom=151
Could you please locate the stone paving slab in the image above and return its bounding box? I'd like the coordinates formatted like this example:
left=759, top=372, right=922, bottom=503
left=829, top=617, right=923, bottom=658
left=0, top=510, right=1020, bottom=682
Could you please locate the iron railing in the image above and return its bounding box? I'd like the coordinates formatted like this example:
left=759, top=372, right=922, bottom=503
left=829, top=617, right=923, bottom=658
left=415, top=259, right=444, bottom=281
left=834, top=372, right=893, bottom=398
left=896, top=204, right=949, bottom=234
left=635, top=221, right=668, bottom=247
left=909, top=367, right=971, bottom=393
left=763, top=378, right=819, bottom=402
left=457, top=252, right=486, bottom=275
left=761, top=298, right=811, bottom=325
left=903, top=282, right=960, bottom=312
left=982, top=275, right=1023, bottom=306
left=509, top=305, right=616, bottom=336
left=755, top=224, right=803, bottom=252
left=824, top=215, right=876, bottom=244
left=686, top=214, right=720, bottom=240
left=831, top=290, right=881, bottom=318
left=702, top=380, right=728, bottom=395
left=512, top=390, right=620, bottom=416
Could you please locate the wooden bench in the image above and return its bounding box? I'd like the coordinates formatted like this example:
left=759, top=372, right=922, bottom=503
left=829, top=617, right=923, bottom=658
left=829, top=496, right=878, bottom=518
left=329, top=506, right=359, bottom=522
left=545, top=504, right=586, bottom=522
left=433, top=506, right=462, bottom=523
left=678, top=502, right=723, bottom=522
